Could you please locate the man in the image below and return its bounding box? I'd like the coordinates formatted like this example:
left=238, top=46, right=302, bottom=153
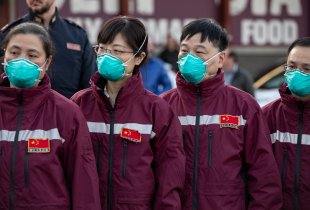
left=223, top=49, right=254, bottom=96
left=140, top=37, right=172, bottom=95
left=0, top=0, right=96, bottom=98
left=160, top=19, right=282, bottom=210
left=262, top=37, right=310, bottom=210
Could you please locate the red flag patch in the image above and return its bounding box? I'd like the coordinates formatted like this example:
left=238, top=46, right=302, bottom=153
left=28, top=138, right=50, bottom=153
left=120, top=128, right=141, bottom=143
left=220, top=115, right=239, bottom=129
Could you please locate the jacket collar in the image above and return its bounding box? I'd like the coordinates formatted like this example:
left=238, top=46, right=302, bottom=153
left=28, top=7, right=58, bottom=28
left=176, top=69, right=225, bottom=103
left=0, top=73, right=51, bottom=111
left=90, top=71, right=145, bottom=111
left=279, top=82, right=310, bottom=115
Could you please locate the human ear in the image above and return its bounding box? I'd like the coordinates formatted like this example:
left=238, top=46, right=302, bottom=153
left=218, top=51, right=226, bottom=68
left=45, top=56, right=53, bottom=71
left=135, top=52, right=146, bottom=66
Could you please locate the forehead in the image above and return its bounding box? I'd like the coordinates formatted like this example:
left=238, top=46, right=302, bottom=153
left=101, top=33, right=131, bottom=48
left=288, top=47, right=310, bottom=64
left=181, top=33, right=216, bottom=50
left=7, top=34, right=43, bottom=51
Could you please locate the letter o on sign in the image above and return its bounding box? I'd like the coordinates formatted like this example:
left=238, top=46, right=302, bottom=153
left=253, top=19, right=267, bottom=45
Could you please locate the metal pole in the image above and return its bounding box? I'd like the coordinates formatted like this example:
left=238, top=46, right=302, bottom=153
left=120, top=0, right=129, bottom=16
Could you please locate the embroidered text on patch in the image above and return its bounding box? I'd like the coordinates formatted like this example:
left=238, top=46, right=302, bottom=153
left=220, top=115, right=239, bottom=129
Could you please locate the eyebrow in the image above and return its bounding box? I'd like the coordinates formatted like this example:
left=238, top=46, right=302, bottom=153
left=288, top=60, right=310, bottom=66
left=112, top=44, right=127, bottom=49
left=180, top=43, right=207, bottom=49
left=9, top=45, right=40, bottom=53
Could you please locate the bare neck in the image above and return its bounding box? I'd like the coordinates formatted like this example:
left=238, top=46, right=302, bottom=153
left=36, top=6, right=56, bottom=27
left=106, top=76, right=131, bottom=106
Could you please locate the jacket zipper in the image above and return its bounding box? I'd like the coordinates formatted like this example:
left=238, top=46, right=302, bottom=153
left=122, top=140, right=127, bottom=178
left=182, top=131, right=186, bottom=150
left=10, top=92, right=23, bottom=210
left=193, top=86, right=201, bottom=210
left=25, top=149, right=29, bottom=188
left=208, top=131, right=212, bottom=167
left=97, top=139, right=102, bottom=175
left=293, top=102, right=305, bottom=210
left=107, top=88, right=121, bottom=210
left=281, top=149, right=287, bottom=185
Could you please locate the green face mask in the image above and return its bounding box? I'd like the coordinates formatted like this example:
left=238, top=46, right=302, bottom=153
left=97, top=34, right=148, bottom=82
left=2, top=58, right=47, bottom=88
left=178, top=52, right=222, bottom=84
left=285, top=69, right=310, bottom=97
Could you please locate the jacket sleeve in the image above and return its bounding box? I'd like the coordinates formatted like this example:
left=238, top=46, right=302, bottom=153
left=243, top=105, right=282, bottom=209
left=151, top=101, right=186, bottom=210
left=63, top=114, right=101, bottom=210
left=79, top=33, right=97, bottom=90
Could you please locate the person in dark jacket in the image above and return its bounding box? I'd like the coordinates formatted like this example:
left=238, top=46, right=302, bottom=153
left=262, top=37, right=310, bottom=210
left=0, top=0, right=97, bottom=98
left=71, top=17, right=186, bottom=210
left=0, top=22, right=100, bottom=210
left=223, top=49, right=254, bottom=96
left=160, top=19, right=282, bottom=210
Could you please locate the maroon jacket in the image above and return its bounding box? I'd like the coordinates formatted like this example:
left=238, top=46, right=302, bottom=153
left=160, top=70, right=283, bottom=210
left=71, top=71, right=186, bottom=210
left=0, top=73, right=100, bottom=210
left=262, top=83, right=310, bottom=210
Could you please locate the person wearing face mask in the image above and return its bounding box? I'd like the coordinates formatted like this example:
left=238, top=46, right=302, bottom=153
left=262, top=37, right=310, bottom=210
left=160, top=19, right=283, bottom=210
left=71, top=16, right=185, bottom=210
left=0, top=22, right=100, bottom=210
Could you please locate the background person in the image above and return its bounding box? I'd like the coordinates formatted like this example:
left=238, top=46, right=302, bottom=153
left=140, top=37, right=172, bottom=95
left=222, top=49, right=254, bottom=96
left=159, top=35, right=180, bottom=72
left=160, top=19, right=282, bottom=210
left=262, top=37, right=310, bottom=210
left=0, top=0, right=97, bottom=98
left=0, top=22, right=100, bottom=210
left=71, top=16, right=185, bottom=210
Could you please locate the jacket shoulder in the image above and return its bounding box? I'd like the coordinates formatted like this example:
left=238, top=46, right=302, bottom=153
left=0, top=17, right=23, bottom=33
left=262, top=98, right=282, bottom=116
left=62, top=18, right=86, bottom=33
left=71, top=87, right=93, bottom=104
left=50, top=90, right=86, bottom=120
left=159, top=88, right=178, bottom=102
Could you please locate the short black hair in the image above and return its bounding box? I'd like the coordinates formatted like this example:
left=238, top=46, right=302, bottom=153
left=180, top=19, right=229, bottom=52
left=97, top=16, right=148, bottom=74
left=288, top=37, right=310, bottom=55
left=228, top=51, right=238, bottom=63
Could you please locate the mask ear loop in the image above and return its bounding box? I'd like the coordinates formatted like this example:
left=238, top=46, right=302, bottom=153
left=203, top=51, right=222, bottom=77
left=35, top=59, right=49, bottom=83
left=122, top=34, right=147, bottom=68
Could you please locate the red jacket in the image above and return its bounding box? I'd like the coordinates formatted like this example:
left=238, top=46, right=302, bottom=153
left=71, top=71, right=186, bottom=210
left=0, top=73, right=100, bottom=210
left=160, top=70, right=283, bottom=210
left=262, top=83, right=310, bottom=210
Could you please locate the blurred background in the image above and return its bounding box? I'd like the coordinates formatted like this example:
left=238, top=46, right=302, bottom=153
left=0, top=0, right=308, bottom=106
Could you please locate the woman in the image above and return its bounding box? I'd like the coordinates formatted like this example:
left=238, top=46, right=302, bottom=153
left=0, top=22, right=100, bottom=209
left=71, top=17, right=185, bottom=210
